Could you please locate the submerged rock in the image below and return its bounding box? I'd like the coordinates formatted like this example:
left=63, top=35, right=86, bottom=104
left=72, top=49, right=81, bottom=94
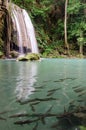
left=17, top=53, right=40, bottom=61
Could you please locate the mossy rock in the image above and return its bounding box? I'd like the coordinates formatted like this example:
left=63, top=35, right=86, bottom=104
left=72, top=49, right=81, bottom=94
left=17, top=53, right=40, bottom=61
left=25, top=53, right=40, bottom=60
left=17, top=57, right=28, bottom=61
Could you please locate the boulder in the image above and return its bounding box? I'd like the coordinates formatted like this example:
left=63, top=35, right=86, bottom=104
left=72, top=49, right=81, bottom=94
left=25, top=53, right=40, bottom=60
left=17, top=53, right=40, bottom=61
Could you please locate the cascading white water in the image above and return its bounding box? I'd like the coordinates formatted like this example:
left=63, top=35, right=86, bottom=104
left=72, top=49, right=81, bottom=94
left=22, top=9, right=38, bottom=53
left=11, top=4, right=38, bottom=54
left=12, top=8, right=24, bottom=54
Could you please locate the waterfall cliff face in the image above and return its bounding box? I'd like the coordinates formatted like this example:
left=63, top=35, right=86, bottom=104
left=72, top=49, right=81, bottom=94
left=11, top=4, right=38, bottom=54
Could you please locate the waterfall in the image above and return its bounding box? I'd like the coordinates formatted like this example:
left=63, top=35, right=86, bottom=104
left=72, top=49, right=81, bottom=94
left=22, top=10, right=38, bottom=53
left=12, top=9, right=24, bottom=54
left=11, top=4, right=38, bottom=54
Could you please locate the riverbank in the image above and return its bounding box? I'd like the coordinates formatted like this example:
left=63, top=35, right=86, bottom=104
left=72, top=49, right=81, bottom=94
left=41, top=49, right=86, bottom=59
left=0, top=47, right=86, bottom=59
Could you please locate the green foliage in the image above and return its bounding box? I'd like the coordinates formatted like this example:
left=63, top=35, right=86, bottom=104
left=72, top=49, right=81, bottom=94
left=67, top=0, right=86, bottom=48
left=12, top=0, right=86, bottom=56
left=80, top=126, right=86, bottom=130
left=0, top=38, right=4, bottom=51
left=68, top=0, right=83, bottom=14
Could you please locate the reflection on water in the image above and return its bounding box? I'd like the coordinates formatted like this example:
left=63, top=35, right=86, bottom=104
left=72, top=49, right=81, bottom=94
left=0, top=59, right=85, bottom=130
left=15, top=62, right=37, bottom=101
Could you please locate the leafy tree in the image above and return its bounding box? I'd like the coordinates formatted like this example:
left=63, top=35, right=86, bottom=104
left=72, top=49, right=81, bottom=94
left=67, top=0, right=86, bottom=55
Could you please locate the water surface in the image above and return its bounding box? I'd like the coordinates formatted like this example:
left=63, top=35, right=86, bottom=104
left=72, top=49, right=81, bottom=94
left=0, top=59, right=86, bottom=130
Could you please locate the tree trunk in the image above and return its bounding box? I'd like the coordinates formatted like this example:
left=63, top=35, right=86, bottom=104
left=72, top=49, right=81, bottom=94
left=79, top=44, right=83, bottom=55
left=64, top=0, right=70, bottom=55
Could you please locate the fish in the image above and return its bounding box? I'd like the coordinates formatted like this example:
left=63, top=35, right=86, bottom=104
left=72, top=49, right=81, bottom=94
left=30, top=101, right=40, bottom=106
left=69, top=100, right=75, bottom=104
left=72, top=85, right=81, bottom=89
left=78, top=91, right=86, bottom=97
left=39, top=116, right=46, bottom=125
left=47, top=88, right=61, bottom=93
left=9, top=113, right=29, bottom=118
left=0, top=110, right=15, bottom=115
left=77, top=99, right=84, bottom=102
left=47, top=91, right=55, bottom=96
left=0, top=111, right=9, bottom=115
left=74, top=88, right=84, bottom=93
left=30, top=104, right=35, bottom=112
left=46, top=105, right=53, bottom=113
left=36, top=85, right=45, bottom=89
left=43, top=80, right=51, bottom=82
left=0, top=116, right=6, bottom=121
left=20, top=97, right=58, bottom=105
left=31, top=90, right=40, bottom=92
left=54, top=78, right=76, bottom=82
left=14, top=119, right=39, bottom=125
left=53, top=80, right=61, bottom=82
left=47, top=88, right=61, bottom=96
left=33, top=122, right=38, bottom=130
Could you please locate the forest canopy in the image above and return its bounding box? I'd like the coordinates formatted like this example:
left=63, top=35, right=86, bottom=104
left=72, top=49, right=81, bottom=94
left=6, top=0, right=86, bottom=57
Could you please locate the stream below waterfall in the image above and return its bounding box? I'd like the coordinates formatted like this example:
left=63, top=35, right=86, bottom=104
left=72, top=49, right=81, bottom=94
left=0, top=58, right=86, bottom=130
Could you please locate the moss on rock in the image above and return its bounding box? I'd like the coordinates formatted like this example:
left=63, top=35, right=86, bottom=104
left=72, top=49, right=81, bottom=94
left=25, top=53, right=40, bottom=60
left=17, top=53, right=40, bottom=61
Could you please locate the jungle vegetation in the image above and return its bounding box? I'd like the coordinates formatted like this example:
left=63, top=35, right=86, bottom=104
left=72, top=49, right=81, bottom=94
left=0, top=0, right=86, bottom=58
left=12, top=0, right=86, bottom=58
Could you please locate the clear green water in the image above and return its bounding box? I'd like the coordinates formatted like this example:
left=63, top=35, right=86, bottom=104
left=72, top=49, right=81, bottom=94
left=0, top=59, right=86, bottom=130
